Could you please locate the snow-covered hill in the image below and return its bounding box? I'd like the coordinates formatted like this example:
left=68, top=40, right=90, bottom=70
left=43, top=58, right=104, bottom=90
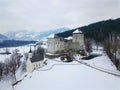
left=4, top=28, right=69, bottom=41
left=0, top=45, right=120, bottom=90
left=1, top=54, right=120, bottom=90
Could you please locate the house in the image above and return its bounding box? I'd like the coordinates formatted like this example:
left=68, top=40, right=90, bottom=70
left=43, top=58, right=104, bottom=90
left=47, top=29, right=84, bottom=54
left=26, top=48, right=45, bottom=72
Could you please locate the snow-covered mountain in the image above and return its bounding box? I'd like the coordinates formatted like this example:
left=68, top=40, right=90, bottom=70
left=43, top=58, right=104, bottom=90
left=0, top=34, right=8, bottom=40
left=4, top=28, right=69, bottom=41
left=36, top=28, right=70, bottom=40
left=4, top=30, right=37, bottom=41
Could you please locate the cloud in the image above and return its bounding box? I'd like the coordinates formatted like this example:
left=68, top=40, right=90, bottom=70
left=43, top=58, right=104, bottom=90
left=0, top=0, right=120, bottom=33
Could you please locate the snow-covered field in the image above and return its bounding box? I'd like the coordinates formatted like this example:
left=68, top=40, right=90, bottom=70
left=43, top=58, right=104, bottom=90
left=15, top=57, right=120, bottom=90
left=0, top=45, right=120, bottom=90
left=0, top=45, right=33, bottom=63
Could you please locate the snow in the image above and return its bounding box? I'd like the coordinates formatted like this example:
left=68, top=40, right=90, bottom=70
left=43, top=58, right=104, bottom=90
left=73, top=29, right=83, bottom=34
left=48, top=34, right=55, bottom=38
left=13, top=54, right=120, bottom=90
left=15, top=32, right=25, bottom=38
left=0, top=80, right=12, bottom=90
left=0, top=45, right=32, bottom=62
left=65, top=36, right=72, bottom=40
left=0, top=45, right=120, bottom=90
left=14, top=57, right=120, bottom=90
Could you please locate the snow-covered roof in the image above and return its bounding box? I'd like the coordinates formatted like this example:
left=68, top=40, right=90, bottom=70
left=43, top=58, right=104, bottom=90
left=48, top=34, right=59, bottom=38
left=73, top=29, right=83, bottom=34
left=48, top=34, right=56, bottom=38
left=30, top=54, right=44, bottom=62
left=65, top=36, right=73, bottom=40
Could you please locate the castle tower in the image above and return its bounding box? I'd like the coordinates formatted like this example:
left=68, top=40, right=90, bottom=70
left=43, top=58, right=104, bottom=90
left=47, top=34, right=60, bottom=54
left=28, top=47, right=33, bottom=59
left=72, top=29, right=84, bottom=50
left=26, top=47, right=33, bottom=72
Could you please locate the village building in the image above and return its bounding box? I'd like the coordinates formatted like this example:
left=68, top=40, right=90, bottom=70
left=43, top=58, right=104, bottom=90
left=47, top=29, right=84, bottom=54
left=26, top=48, right=45, bottom=72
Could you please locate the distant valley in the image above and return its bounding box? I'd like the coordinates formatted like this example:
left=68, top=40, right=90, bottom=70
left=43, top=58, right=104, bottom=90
left=0, top=27, right=69, bottom=48
left=3, top=27, right=69, bottom=41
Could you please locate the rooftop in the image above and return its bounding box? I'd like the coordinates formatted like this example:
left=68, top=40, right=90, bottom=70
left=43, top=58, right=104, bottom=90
left=73, top=29, right=83, bottom=34
left=29, top=48, right=32, bottom=53
left=30, top=54, right=44, bottom=63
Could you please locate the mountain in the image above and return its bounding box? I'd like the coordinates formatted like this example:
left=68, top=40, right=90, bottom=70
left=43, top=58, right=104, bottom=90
left=0, top=34, right=8, bottom=40
left=4, top=28, right=69, bottom=41
left=57, top=18, right=120, bottom=42
left=4, top=30, right=37, bottom=41
left=36, top=27, right=69, bottom=40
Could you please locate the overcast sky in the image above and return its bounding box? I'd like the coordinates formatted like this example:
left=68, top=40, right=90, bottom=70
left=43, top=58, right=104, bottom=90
left=0, top=0, right=120, bottom=33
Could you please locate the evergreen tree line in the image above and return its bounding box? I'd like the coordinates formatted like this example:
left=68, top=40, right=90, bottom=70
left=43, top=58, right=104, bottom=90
left=57, top=18, right=120, bottom=43
left=0, top=40, right=36, bottom=48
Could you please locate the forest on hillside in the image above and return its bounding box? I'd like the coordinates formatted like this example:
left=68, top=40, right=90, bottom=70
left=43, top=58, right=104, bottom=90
left=57, top=18, right=120, bottom=43
left=57, top=18, right=120, bottom=70
left=0, top=40, right=36, bottom=48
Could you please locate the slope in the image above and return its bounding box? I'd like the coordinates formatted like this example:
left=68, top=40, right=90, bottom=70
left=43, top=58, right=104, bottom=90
left=57, top=18, right=120, bottom=42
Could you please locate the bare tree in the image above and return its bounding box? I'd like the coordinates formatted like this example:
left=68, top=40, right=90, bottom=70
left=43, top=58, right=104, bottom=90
left=36, top=46, right=45, bottom=55
left=103, top=33, right=120, bottom=70
left=13, top=49, right=19, bottom=54
left=24, top=53, right=28, bottom=61
left=84, top=38, right=92, bottom=55
left=4, top=58, right=10, bottom=75
left=4, top=49, right=22, bottom=82
left=33, top=46, right=45, bottom=56
left=21, top=53, right=28, bottom=72
left=0, top=62, right=4, bottom=79
left=12, top=49, right=23, bottom=68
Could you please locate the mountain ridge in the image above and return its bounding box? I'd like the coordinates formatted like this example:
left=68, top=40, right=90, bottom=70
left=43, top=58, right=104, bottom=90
left=4, top=27, right=69, bottom=41
left=0, top=34, right=8, bottom=40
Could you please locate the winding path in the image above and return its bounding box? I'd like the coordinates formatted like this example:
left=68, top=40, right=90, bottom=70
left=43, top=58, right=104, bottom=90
left=37, top=56, right=120, bottom=77
left=37, top=63, right=81, bottom=71
left=73, top=58, right=120, bottom=77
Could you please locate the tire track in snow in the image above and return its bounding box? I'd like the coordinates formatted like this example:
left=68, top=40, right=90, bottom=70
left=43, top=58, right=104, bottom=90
left=36, top=63, right=82, bottom=71
left=74, top=58, right=120, bottom=77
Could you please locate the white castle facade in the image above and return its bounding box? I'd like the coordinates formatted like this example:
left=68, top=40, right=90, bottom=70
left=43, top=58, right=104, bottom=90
left=47, top=29, right=84, bottom=54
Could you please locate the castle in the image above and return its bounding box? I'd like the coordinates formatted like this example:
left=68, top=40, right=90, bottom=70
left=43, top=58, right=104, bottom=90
left=26, top=29, right=84, bottom=72
left=47, top=29, right=84, bottom=54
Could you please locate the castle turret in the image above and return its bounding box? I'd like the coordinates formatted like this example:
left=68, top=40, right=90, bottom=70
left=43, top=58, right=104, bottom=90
left=28, top=47, right=33, bottom=59
left=72, top=29, right=84, bottom=50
